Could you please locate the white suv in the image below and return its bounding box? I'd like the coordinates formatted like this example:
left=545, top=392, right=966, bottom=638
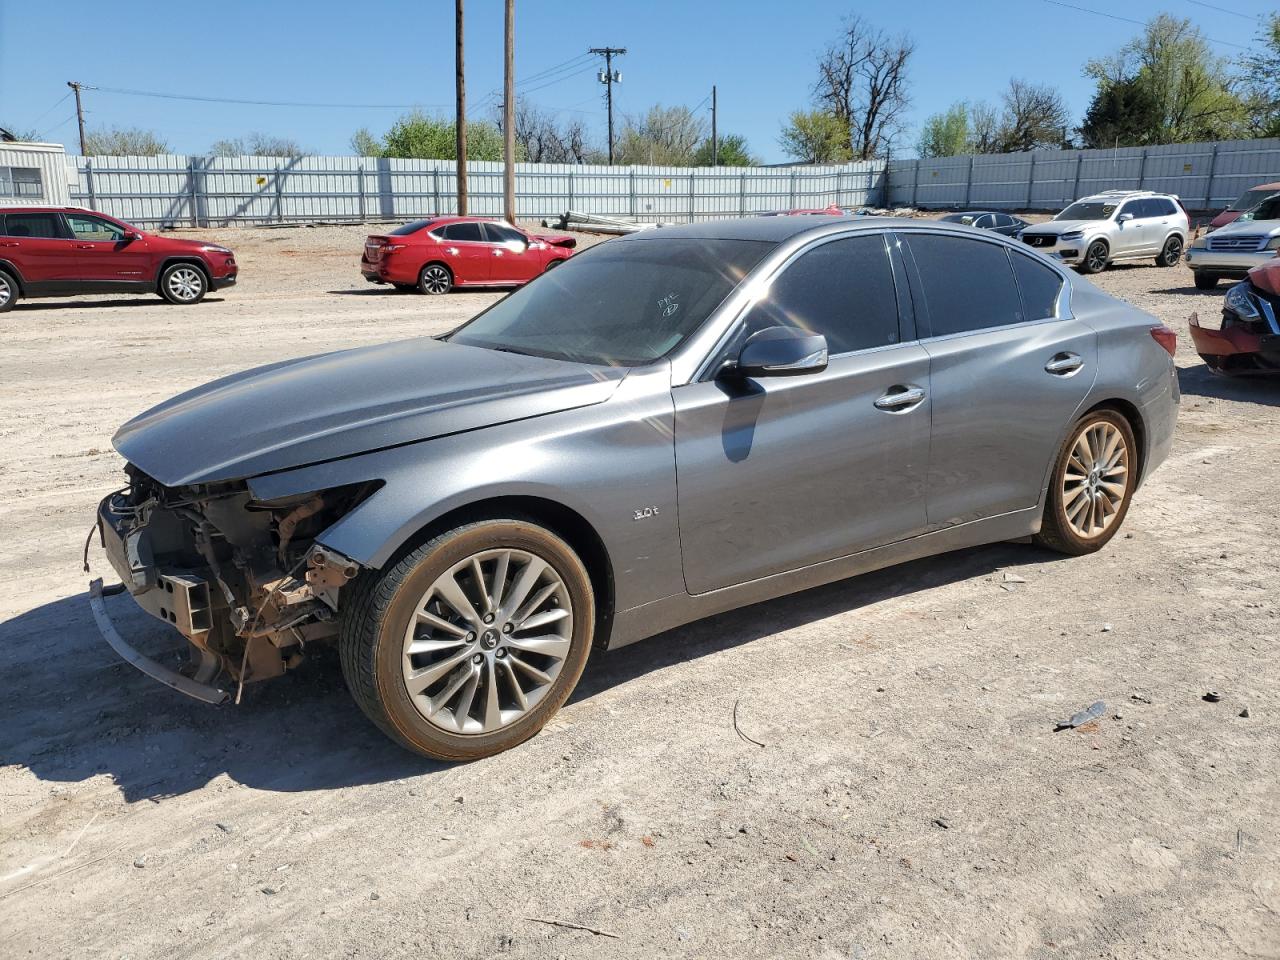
left=1018, top=190, right=1189, bottom=275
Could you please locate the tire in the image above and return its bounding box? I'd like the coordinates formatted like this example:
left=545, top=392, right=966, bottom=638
left=417, top=263, right=453, bottom=295
left=1035, top=409, right=1137, bottom=556
left=543, top=258, right=563, bottom=272
left=158, top=262, right=208, bottom=304
left=1194, top=272, right=1219, bottom=291
left=0, top=268, right=17, bottom=313
left=1156, top=235, right=1183, bottom=267
left=1078, top=241, right=1108, bottom=275
left=339, top=518, right=595, bottom=761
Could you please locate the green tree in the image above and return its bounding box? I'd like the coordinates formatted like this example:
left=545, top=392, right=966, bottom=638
left=916, top=103, right=970, bottom=157
left=692, top=133, right=758, bottom=166
left=375, top=111, right=504, bottom=160
left=615, top=105, right=706, bottom=165
left=83, top=126, right=169, bottom=156
left=350, top=127, right=380, bottom=156
left=1242, top=12, right=1280, bottom=137
left=777, top=110, right=853, bottom=164
left=1085, top=14, right=1246, bottom=143
left=1078, top=76, right=1160, bottom=148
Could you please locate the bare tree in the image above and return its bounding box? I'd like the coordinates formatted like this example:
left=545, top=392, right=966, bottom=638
left=968, top=101, right=1002, bottom=153
left=501, top=98, right=604, bottom=163
left=210, top=132, right=306, bottom=157
left=615, top=105, right=705, bottom=165
left=813, top=16, right=914, bottom=160
left=997, top=79, right=1069, bottom=152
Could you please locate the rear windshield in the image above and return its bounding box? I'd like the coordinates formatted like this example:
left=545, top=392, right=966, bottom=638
left=390, top=219, right=435, bottom=236
left=1230, top=189, right=1278, bottom=212
left=447, top=238, right=775, bottom=366
left=1056, top=201, right=1116, bottom=221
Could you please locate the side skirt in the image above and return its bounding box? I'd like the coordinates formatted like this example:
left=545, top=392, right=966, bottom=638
left=605, top=506, right=1041, bottom=650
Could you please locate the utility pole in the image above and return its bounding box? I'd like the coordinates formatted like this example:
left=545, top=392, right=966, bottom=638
left=503, top=0, right=516, bottom=224
left=711, top=85, right=718, bottom=167
left=455, top=0, right=467, bottom=215
left=67, top=81, right=88, bottom=155
left=589, top=47, right=626, bottom=164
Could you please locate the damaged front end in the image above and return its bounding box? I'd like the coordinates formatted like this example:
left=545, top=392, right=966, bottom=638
left=91, top=465, right=378, bottom=702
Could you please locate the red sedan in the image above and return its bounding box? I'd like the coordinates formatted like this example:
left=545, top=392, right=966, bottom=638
left=361, top=216, right=576, bottom=294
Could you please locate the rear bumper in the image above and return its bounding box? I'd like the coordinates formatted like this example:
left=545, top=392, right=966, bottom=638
left=1185, top=249, right=1275, bottom=278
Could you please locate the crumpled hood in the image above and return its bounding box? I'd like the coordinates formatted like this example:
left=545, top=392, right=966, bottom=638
left=1023, top=219, right=1097, bottom=236
left=1249, top=260, right=1280, bottom=297
left=114, top=338, right=626, bottom=487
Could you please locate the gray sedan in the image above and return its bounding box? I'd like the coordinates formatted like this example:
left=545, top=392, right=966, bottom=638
left=93, top=216, right=1179, bottom=760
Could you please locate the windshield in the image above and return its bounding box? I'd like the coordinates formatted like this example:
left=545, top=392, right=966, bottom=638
left=447, top=237, right=775, bottom=366
left=1230, top=188, right=1277, bottom=212
left=390, top=219, right=436, bottom=236
left=1238, top=196, right=1280, bottom=222
left=1055, top=201, right=1116, bottom=221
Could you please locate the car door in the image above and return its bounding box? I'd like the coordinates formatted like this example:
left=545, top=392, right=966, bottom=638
left=899, top=231, right=1096, bottom=528
left=438, top=222, right=491, bottom=283
left=65, top=212, right=152, bottom=285
left=0, top=210, right=78, bottom=286
left=1114, top=199, right=1152, bottom=256
left=672, top=232, right=931, bottom=594
left=482, top=222, right=540, bottom=283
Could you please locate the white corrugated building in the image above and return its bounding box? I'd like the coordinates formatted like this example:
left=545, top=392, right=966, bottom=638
left=0, top=141, right=73, bottom=207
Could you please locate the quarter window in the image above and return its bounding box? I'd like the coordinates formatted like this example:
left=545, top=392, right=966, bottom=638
left=443, top=222, right=484, bottom=242
left=1, top=212, right=64, bottom=238
left=1009, top=251, right=1063, bottom=321
left=904, top=233, right=1024, bottom=336
left=737, top=235, right=901, bottom=355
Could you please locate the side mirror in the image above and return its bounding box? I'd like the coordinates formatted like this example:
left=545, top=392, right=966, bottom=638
left=1117, top=213, right=1134, bottom=223
left=729, top=327, right=828, bottom=379
left=125, top=230, right=142, bottom=241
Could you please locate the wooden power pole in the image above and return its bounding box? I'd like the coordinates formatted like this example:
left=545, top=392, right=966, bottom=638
left=589, top=47, right=626, bottom=164
left=67, top=81, right=88, bottom=155
left=503, top=0, right=515, bottom=224
left=711, top=85, right=718, bottom=167
left=455, top=0, right=467, bottom=215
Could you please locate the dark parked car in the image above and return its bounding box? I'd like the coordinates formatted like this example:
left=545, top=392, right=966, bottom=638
left=361, top=216, right=575, bottom=294
left=940, top=211, right=1029, bottom=236
left=0, top=206, right=237, bottom=311
left=92, top=216, right=1178, bottom=761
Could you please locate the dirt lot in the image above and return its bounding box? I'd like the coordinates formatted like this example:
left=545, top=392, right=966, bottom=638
left=1, top=219, right=1278, bottom=960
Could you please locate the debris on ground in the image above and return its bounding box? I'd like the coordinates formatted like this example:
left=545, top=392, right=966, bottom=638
left=525, top=917, right=619, bottom=939
left=1056, top=700, right=1107, bottom=731
left=1203, top=692, right=1222, bottom=703
left=1239, top=707, right=1250, bottom=718
left=933, top=817, right=952, bottom=829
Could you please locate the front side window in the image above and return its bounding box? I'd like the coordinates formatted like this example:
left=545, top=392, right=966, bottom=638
left=1, top=212, right=64, bottom=238
left=443, top=222, right=484, bottom=242
left=904, top=233, right=1024, bottom=336
left=483, top=222, right=527, bottom=245
left=736, top=235, right=902, bottom=355
left=66, top=213, right=127, bottom=241
left=447, top=238, right=775, bottom=366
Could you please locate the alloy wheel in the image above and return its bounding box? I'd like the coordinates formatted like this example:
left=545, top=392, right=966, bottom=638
left=401, top=548, right=573, bottom=734
left=421, top=265, right=451, bottom=294
left=1085, top=243, right=1107, bottom=273
left=1161, top=237, right=1183, bottom=266
left=166, top=266, right=204, bottom=302
left=1062, top=420, right=1129, bottom=539
left=0, top=274, right=11, bottom=308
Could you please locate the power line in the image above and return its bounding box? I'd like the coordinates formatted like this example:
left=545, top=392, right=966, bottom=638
left=1037, top=0, right=1252, bottom=49
left=519, top=64, right=598, bottom=96
left=27, top=91, right=71, bottom=130
left=39, top=112, right=78, bottom=141
left=1185, top=0, right=1263, bottom=22
left=517, top=52, right=594, bottom=87
left=81, top=84, right=449, bottom=110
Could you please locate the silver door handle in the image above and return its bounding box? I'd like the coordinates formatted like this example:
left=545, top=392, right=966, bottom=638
left=1045, top=352, right=1084, bottom=375
left=874, top=386, right=926, bottom=411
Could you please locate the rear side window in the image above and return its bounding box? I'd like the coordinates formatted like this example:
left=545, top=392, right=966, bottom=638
left=1156, top=198, right=1178, bottom=216
left=739, top=235, right=901, bottom=355
left=443, top=222, right=484, bottom=242
left=904, top=234, right=1024, bottom=336
left=1010, top=252, right=1063, bottom=321
left=2, top=212, right=64, bottom=238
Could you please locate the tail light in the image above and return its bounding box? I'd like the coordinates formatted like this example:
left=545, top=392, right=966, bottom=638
left=1150, top=324, right=1177, bottom=357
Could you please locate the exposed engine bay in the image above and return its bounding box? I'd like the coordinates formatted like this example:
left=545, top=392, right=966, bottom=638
left=93, top=465, right=377, bottom=695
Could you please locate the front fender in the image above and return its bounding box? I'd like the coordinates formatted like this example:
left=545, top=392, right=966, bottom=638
left=246, top=365, right=683, bottom=614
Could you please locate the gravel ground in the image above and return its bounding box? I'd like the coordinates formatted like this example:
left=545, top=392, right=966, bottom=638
left=1, top=218, right=1277, bottom=960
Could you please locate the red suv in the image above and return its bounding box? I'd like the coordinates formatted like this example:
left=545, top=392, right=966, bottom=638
left=361, top=216, right=575, bottom=294
left=0, top=207, right=237, bottom=312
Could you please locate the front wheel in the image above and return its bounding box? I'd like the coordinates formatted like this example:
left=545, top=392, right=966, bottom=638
left=158, top=263, right=208, bottom=304
left=1035, top=409, right=1136, bottom=556
left=339, top=519, right=595, bottom=760
left=1078, top=241, right=1108, bottom=275
left=417, top=263, right=453, bottom=295
left=1156, top=235, right=1183, bottom=267
left=0, top=268, right=17, bottom=313
left=1194, top=272, right=1220, bottom=290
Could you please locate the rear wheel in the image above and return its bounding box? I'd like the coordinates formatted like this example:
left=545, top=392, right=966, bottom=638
left=158, top=263, right=208, bottom=304
left=418, top=263, right=453, bottom=295
left=543, top=258, right=563, bottom=273
left=339, top=519, right=595, bottom=760
left=1035, top=409, right=1136, bottom=556
left=1078, top=241, right=1108, bottom=275
left=0, top=269, right=16, bottom=313
left=1194, top=272, right=1220, bottom=290
left=1156, top=235, right=1183, bottom=267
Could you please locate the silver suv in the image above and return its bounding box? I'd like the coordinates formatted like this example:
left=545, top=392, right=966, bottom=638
left=1019, top=190, right=1189, bottom=275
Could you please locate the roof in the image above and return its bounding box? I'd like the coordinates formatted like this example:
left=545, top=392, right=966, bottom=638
left=612, top=215, right=897, bottom=244
left=1250, top=182, right=1280, bottom=190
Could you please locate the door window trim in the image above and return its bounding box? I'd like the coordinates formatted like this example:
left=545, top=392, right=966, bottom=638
left=893, top=227, right=1074, bottom=343
left=690, top=229, right=916, bottom=382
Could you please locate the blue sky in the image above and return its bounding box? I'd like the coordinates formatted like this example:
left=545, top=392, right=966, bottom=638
left=0, top=0, right=1270, bottom=161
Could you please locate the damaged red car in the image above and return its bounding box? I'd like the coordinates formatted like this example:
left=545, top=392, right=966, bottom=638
left=360, top=216, right=576, bottom=294
left=1189, top=260, right=1280, bottom=375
